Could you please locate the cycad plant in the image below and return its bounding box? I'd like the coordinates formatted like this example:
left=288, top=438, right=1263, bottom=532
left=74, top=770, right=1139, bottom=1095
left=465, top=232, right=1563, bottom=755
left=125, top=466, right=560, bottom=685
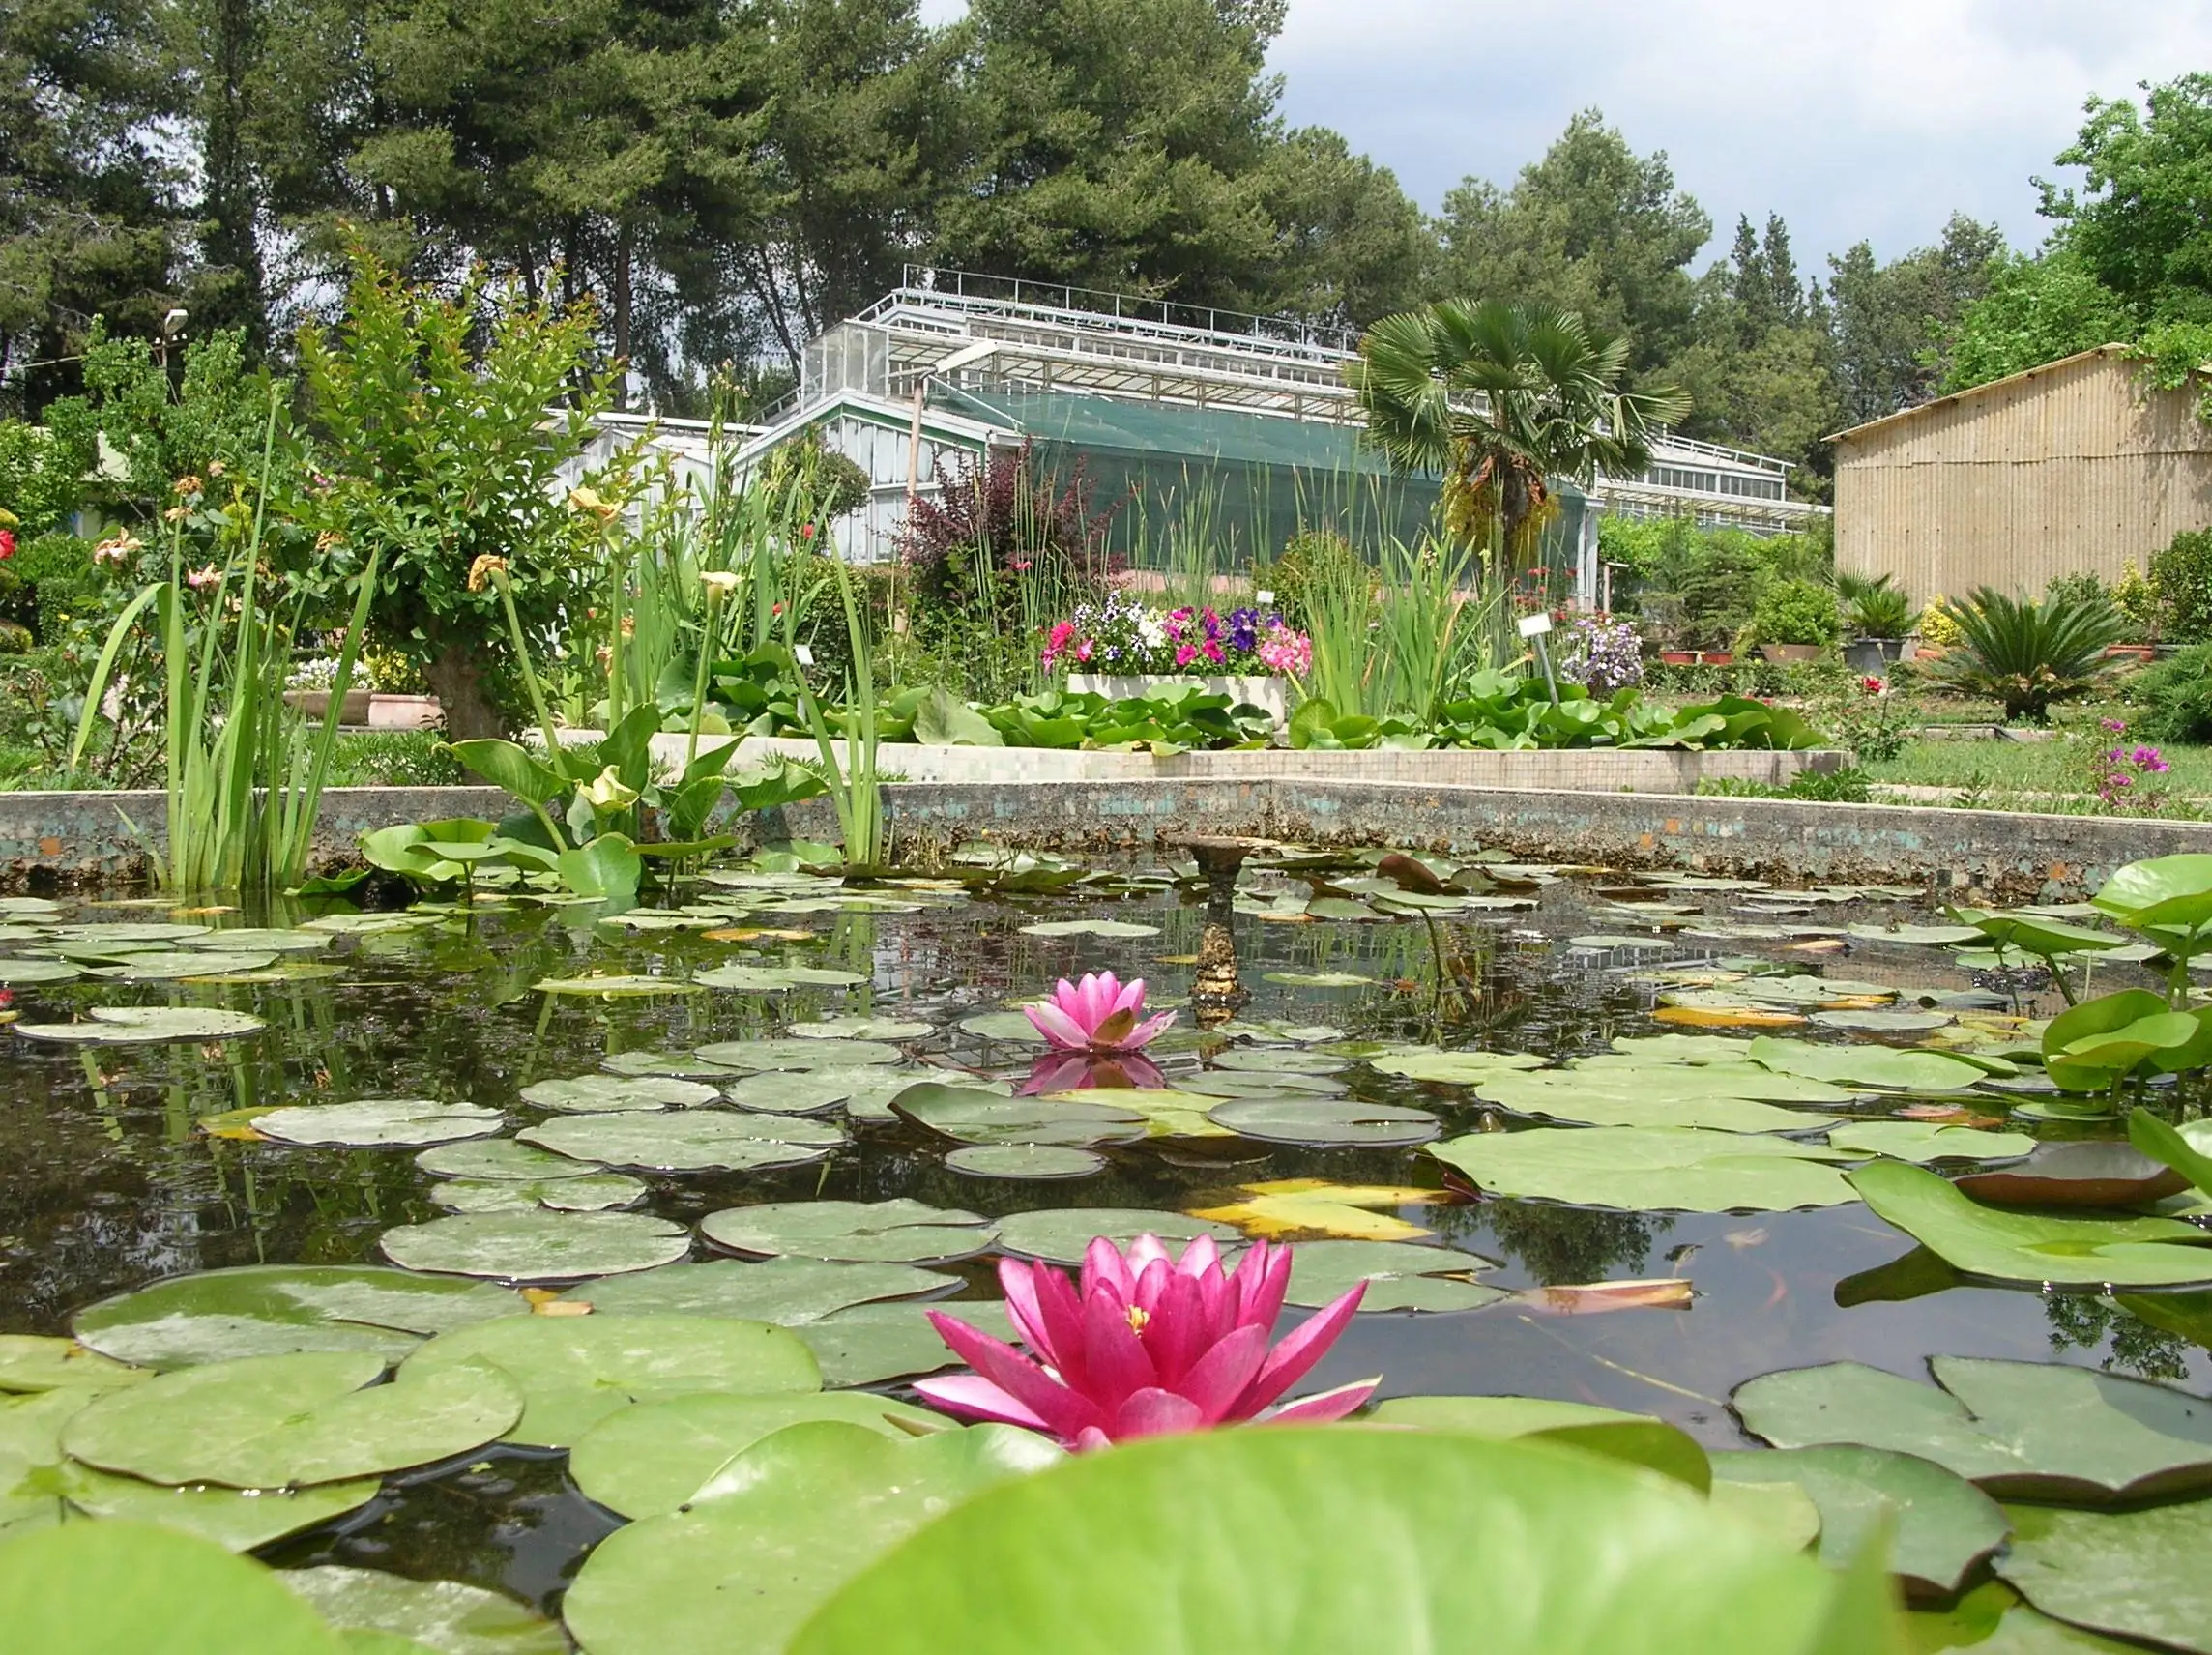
left=1929, top=587, right=2125, bottom=722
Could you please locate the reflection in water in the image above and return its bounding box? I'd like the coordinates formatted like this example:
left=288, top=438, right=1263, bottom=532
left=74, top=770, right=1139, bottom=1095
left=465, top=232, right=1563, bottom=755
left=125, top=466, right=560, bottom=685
left=1451, top=1198, right=1667, bottom=1288
left=1019, top=1052, right=1168, bottom=1093
left=2044, top=1294, right=2193, bottom=1382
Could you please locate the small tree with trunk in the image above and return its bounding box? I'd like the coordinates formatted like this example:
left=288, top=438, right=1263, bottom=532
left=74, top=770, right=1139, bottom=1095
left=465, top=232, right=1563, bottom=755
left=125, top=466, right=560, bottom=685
left=296, top=250, right=618, bottom=739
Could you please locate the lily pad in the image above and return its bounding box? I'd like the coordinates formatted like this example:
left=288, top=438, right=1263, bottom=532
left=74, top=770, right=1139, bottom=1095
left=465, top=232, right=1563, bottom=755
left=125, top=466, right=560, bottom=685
left=699, top=1200, right=995, bottom=1265
left=1365, top=1051, right=1551, bottom=1084
left=1749, top=1036, right=1988, bottom=1092
left=788, top=1014, right=934, bottom=1042
left=945, top=1144, right=1107, bottom=1179
left=519, top=1111, right=843, bottom=1173
left=57, top=1462, right=381, bottom=1552
left=562, top=1257, right=951, bottom=1321
left=1734, top=1356, right=2212, bottom=1502
left=72, top=1265, right=526, bottom=1368
left=562, top=1421, right=1062, bottom=1655
left=1708, top=1445, right=2008, bottom=1595
left=721, top=1068, right=890, bottom=1115
left=1206, top=1096, right=1439, bottom=1147
left=0, top=958, right=82, bottom=985
left=431, top=1174, right=647, bottom=1213
left=1268, top=1240, right=1503, bottom=1312
left=693, top=1037, right=902, bottom=1071
left=790, top=1299, right=1017, bottom=1386
left=1176, top=1071, right=1347, bottom=1100
left=415, top=1139, right=600, bottom=1181
left=400, top=1313, right=821, bottom=1447
left=1210, top=1048, right=1350, bottom=1076
left=892, top=1083, right=1148, bottom=1148
left=1996, top=1499, right=2212, bottom=1652
left=1187, top=1179, right=1440, bottom=1243
left=1261, top=971, right=1376, bottom=988
left=380, top=1211, right=694, bottom=1283
left=62, top=1350, right=523, bottom=1487
left=282, top=1566, right=565, bottom=1655
left=253, top=1098, right=504, bottom=1148
left=0, top=1335, right=146, bottom=1393
left=1429, top=1126, right=1856, bottom=1212
left=519, top=1074, right=721, bottom=1113
left=693, top=963, right=866, bottom=990
left=1018, top=918, right=1160, bottom=937
left=1849, top=1160, right=2212, bottom=1286
left=15, top=1005, right=266, bottom=1044
left=533, top=975, right=704, bottom=997
left=958, top=1010, right=1047, bottom=1042
left=990, top=1207, right=1239, bottom=1265
left=102, top=948, right=278, bottom=980
left=568, top=1391, right=952, bottom=1519
left=601, top=1050, right=744, bottom=1081
left=1471, top=1069, right=1845, bottom=1134
left=1824, top=1121, right=2037, bottom=1163
left=1370, top=1395, right=1709, bottom=1490
left=1808, top=1009, right=1956, bottom=1032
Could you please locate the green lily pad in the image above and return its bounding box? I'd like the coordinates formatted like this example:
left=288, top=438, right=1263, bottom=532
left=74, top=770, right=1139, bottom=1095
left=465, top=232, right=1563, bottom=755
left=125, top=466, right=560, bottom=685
left=1261, top=971, right=1376, bottom=988
left=15, top=1006, right=266, bottom=1044
left=602, top=1050, right=744, bottom=1080
left=1749, top=1036, right=1988, bottom=1092
left=520, top=1110, right=843, bottom=1173
left=0, top=958, right=82, bottom=985
left=1846, top=924, right=1986, bottom=946
left=73, top=1265, right=526, bottom=1368
left=193, top=927, right=334, bottom=953
left=1365, top=1051, right=1551, bottom=1084
left=694, top=963, right=866, bottom=990
left=379, top=1211, right=693, bottom=1283
left=58, top=1462, right=381, bottom=1551
left=1825, top=1121, right=2035, bottom=1163
left=533, top=975, right=705, bottom=997
left=699, top=1200, right=995, bottom=1265
left=1177, top=1071, right=1347, bottom=1100
left=1429, top=1126, right=1856, bottom=1212
left=0, top=1522, right=345, bottom=1653
left=1370, top=1395, right=1709, bottom=1489
left=722, top=1067, right=891, bottom=1115
left=1471, top=1069, right=1846, bottom=1133
left=790, top=1299, right=1017, bottom=1386
left=562, top=1421, right=1062, bottom=1655
left=399, top=1313, right=820, bottom=1448
left=415, top=1139, right=599, bottom=1181
left=519, top=1074, right=721, bottom=1113
left=1272, top=1240, right=1503, bottom=1312
left=693, top=1037, right=902, bottom=1071
left=1849, top=1160, right=2212, bottom=1286
left=1708, top=1446, right=2008, bottom=1595
left=283, top=1567, right=564, bottom=1655
left=1996, top=1499, right=2212, bottom=1652
left=1018, top=919, right=1160, bottom=937
left=62, top=1350, right=522, bottom=1487
left=991, top=1208, right=1239, bottom=1265
left=945, top=1144, right=1107, bottom=1179
left=431, top=1174, right=647, bottom=1213
left=892, top=1083, right=1148, bottom=1147
left=562, top=1257, right=951, bottom=1321
left=1734, top=1356, right=2212, bottom=1501
left=253, top=1098, right=504, bottom=1148
left=958, top=1010, right=1047, bottom=1042
left=1206, top=1096, right=1440, bottom=1147
left=0, top=1388, right=102, bottom=1531
left=0, top=1335, right=147, bottom=1393
left=788, top=1015, right=934, bottom=1042
left=1808, top=1009, right=1957, bottom=1032
left=102, top=948, right=279, bottom=980
left=787, top=1426, right=1887, bottom=1655
left=1210, top=1048, right=1350, bottom=1076
left=568, top=1391, right=953, bottom=1518
left=1906, top=1580, right=2139, bottom=1651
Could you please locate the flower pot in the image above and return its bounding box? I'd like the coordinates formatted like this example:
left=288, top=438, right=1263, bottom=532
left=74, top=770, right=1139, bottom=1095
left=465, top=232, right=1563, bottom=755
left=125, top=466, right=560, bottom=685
left=2105, top=644, right=2156, bottom=663
left=1064, top=673, right=1292, bottom=728
left=283, top=688, right=371, bottom=723
left=1697, top=651, right=1733, bottom=666
left=367, top=694, right=444, bottom=731
left=1759, top=644, right=1822, bottom=665
left=1843, top=637, right=1909, bottom=674
left=1659, top=651, right=1697, bottom=665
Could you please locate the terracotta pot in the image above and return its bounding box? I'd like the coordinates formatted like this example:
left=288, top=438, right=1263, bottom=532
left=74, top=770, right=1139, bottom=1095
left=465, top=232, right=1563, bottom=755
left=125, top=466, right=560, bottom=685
left=2105, top=644, right=2155, bottom=662
left=1659, top=651, right=1697, bottom=665
left=283, top=688, right=371, bottom=722
left=1698, top=652, right=1734, bottom=666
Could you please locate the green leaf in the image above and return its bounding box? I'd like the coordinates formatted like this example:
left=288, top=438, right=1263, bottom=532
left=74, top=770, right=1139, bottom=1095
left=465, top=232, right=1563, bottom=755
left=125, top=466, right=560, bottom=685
left=789, top=1428, right=1901, bottom=1655
left=2092, top=853, right=2212, bottom=934
left=1206, top=1096, right=1441, bottom=1147
left=447, top=740, right=568, bottom=807
left=1748, top=1037, right=1987, bottom=1092
left=1997, top=1499, right=2212, bottom=1652
left=913, top=686, right=1004, bottom=746
left=989, top=1208, right=1241, bottom=1265
left=518, top=1074, right=720, bottom=1114
left=560, top=1257, right=950, bottom=1321
left=1429, top=1125, right=1856, bottom=1212
left=891, top=1083, right=1148, bottom=1148
left=58, top=1462, right=381, bottom=1552
left=1708, top=1446, right=2007, bottom=1595
left=519, top=1110, right=842, bottom=1173
left=2130, top=1107, right=2212, bottom=1198
left=1373, top=1395, right=1709, bottom=1489
left=1823, top=1121, right=2036, bottom=1163
left=697, top=1200, right=994, bottom=1265
left=282, top=1567, right=565, bottom=1655
left=558, top=833, right=644, bottom=902
left=253, top=1098, right=504, bottom=1148
left=377, top=1211, right=694, bottom=1282
left=1470, top=1067, right=1847, bottom=1133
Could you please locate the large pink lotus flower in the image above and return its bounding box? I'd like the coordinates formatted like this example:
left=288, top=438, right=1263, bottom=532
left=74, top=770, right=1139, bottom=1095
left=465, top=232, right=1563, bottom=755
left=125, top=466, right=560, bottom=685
left=1022, top=971, right=1176, bottom=1053
left=915, top=1234, right=1378, bottom=1451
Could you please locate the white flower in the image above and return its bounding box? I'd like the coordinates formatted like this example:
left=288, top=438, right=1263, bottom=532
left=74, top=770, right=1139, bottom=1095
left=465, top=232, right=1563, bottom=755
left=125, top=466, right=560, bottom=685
left=581, top=765, right=639, bottom=811
left=700, top=570, right=740, bottom=599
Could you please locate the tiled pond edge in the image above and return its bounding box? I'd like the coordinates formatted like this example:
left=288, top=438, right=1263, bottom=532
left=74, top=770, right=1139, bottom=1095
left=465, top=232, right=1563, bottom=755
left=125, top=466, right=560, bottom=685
left=0, top=778, right=2197, bottom=901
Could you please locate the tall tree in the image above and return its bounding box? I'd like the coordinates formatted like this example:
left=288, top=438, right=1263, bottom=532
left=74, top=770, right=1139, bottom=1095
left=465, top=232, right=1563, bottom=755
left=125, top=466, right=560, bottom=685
left=2042, top=73, right=2212, bottom=326
left=1942, top=245, right=2134, bottom=392
left=1825, top=213, right=2004, bottom=427
left=1252, top=127, right=1424, bottom=327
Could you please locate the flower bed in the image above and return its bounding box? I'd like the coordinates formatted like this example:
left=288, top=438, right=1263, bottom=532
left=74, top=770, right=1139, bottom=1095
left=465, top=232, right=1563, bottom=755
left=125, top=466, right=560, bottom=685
left=1039, top=593, right=1310, bottom=679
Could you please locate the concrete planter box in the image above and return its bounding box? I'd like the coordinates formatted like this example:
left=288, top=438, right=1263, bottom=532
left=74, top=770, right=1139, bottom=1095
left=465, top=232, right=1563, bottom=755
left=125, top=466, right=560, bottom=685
left=1064, top=673, right=1293, bottom=728
left=367, top=695, right=443, bottom=731
left=283, top=688, right=371, bottom=722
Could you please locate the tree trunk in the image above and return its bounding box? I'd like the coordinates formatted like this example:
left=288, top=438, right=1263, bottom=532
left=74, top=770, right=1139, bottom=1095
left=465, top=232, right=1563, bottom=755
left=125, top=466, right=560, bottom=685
left=611, top=220, right=632, bottom=410
left=422, top=639, right=505, bottom=741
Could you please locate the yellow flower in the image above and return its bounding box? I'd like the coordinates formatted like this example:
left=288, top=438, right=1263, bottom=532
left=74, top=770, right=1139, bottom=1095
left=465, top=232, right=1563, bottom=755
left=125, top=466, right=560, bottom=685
left=0, top=508, right=19, bottom=530
left=466, top=555, right=509, bottom=595
left=568, top=486, right=620, bottom=525
left=700, top=570, right=740, bottom=600
left=314, top=531, right=344, bottom=554
left=580, top=765, right=639, bottom=811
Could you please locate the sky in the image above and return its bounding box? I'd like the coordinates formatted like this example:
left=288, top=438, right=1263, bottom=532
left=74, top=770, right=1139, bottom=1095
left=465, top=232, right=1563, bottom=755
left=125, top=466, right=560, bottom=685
left=917, top=0, right=2212, bottom=271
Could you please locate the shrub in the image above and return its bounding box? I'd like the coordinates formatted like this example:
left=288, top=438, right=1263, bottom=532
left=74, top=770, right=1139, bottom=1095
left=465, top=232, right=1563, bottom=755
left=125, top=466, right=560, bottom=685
left=1845, top=580, right=1914, bottom=640
left=1740, top=578, right=1838, bottom=649
left=2044, top=570, right=2109, bottom=609
left=13, top=533, right=100, bottom=644
left=1927, top=587, right=2126, bottom=722
left=1917, top=597, right=1965, bottom=648
left=2153, top=528, right=2212, bottom=642
left=2128, top=643, right=2212, bottom=743
left=895, top=440, right=1119, bottom=629
left=2113, top=561, right=2162, bottom=639
left=1259, top=530, right=1361, bottom=631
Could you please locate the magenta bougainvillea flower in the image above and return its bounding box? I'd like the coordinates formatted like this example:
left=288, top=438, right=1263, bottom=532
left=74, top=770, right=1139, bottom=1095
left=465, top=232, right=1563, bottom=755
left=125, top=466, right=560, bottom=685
left=1022, top=971, right=1176, bottom=1053
left=915, top=1234, right=1377, bottom=1450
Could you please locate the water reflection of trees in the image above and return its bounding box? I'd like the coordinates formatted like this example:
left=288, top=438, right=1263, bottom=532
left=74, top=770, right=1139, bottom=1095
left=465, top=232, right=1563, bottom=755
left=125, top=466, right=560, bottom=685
left=2043, top=1295, right=2194, bottom=1383
left=1440, top=1198, right=1667, bottom=1287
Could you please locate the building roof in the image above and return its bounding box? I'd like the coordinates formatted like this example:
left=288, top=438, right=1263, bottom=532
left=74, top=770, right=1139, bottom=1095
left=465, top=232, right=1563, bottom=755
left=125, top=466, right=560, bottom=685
left=1826, top=345, right=2130, bottom=446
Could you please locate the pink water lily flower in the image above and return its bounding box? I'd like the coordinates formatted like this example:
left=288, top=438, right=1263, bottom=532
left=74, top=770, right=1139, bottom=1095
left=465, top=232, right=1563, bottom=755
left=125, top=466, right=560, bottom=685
left=915, top=1234, right=1378, bottom=1451
left=1022, top=970, right=1176, bottom=1053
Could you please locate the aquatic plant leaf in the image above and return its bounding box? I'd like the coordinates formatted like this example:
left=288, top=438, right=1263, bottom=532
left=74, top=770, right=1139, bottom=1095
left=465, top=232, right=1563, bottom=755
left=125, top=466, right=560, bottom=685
left=892, top=1083, right=1148, bottom=1147
left=282, top=1566, right=565, bottom=1655
left=788, top=1428, right=1899, bottom=1655
left=1845, top=924, right=1985, bottom=946
left=1749, top=1038, right=1988, bottom=1091
left=431, top=1174, right=647, bottom=1213
left=957, top=1010, right=1047, bottom=1042
left=57, top=1463, right=381, bottom=1551
left=1261, top=971, right=1377, bottom=987
left=1365, top=1050, right=1551, bottom=1083
left=532, top=974, right=704, bottom=998
left=519, top=1111, right=843, bottom=1173
left=400, top=1314, right=819, bottom=1448
left=1651, top=1002, right=1808, bottom=1029
left=1607, top=1033, right=1761, bottom=1063
left=563, top=1422, right=1061, bottom=1655
left=699, top=1200, right=994, bottom=1265
left=62, top=1350, right=522, bottom=1487
left=790, top=1299, right=1016, bottom=1386
left=1905, top=1582, right=2136, bottom=1652
left=102, top=948, right=279, bottom=979
left=1823, top=1121, right=2036, bottom=1163
left=73, top=1265, right=526, bottom=1368
left=1018, top=919, right=1161, bottom=937
left=1262, top=1239, right=1502, bottom=1312
left=945, top=1144, right=1107, bottom=1179
left=990, top=1208, right=1239, bottom=1265
left=415, top=1139, right=600, bottom=1181
left=1954, top=1142, right=2187, bottom=1207
left=1205, top=1096, right=1440, bottom=1147
left=693, top=1036, right=902, bottom=1071
left=1708, top=1446, right=2007, bottom=1596
left=0, top=1335, right=146, bottom=1393
left=0, top=1522, right=345, bottom=1653
left=1210, top=1048, right=1350, bottom=1076
left=1848, top=1160, right=2212, bottom=1286
left=601, top=1050, right=742, bottom=1080
left=0, top=958, right=82, bottom=984
left=562, top=1257, right=951, bottom=1321
left=1177, top=1070, right=1346, bottom=1100
left=1996, top=1502, right=2212, bottom=1653
left=518, top=1074, right=720, bottom=1113
left=15, top=1005, right=266, bottom=1044
left=1734, top=1356, right=2212, bottom=1501
left=1187, top=1179, right=1441, bottom=1242
left=787, top=1014, right=933, bottom=1041
left=1429, top=1126, right=1855, bottom=1212
left=379, top=1211, right=693, bottom=1282
left=568, top=1391, right=951, bottom=1519
left=1472, top=1070, right=1847, bottom=1133
left=253, top=1098, right=504, bottom=1148
left=693, top=963, right=866, bottom=991
left=1808, top=1009, right=1956, bottom=1032
left=1372, top=1396, right=1709, bottom=1489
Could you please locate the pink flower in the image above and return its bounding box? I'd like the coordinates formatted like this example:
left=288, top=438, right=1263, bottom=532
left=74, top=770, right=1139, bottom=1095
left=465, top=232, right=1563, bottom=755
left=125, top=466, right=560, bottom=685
left=915, top=1234, right=1378, bottom=1451
left=1018, top=1050, right=1167, bottom=1094
left=1074, top=640, right=1093, bottom=663
left=0, top=530, right=14, bottom=561
left=1022, top=970, right=1177, bottom=1052
left=1860, top=676, right=1884, bottom=695
left=2102, top=717, right=2128, bottom=735
left=1202, top=639, right=1225, bottom=663
left=186, top=565, right=221, bottom=591
left=1175, top=644, right=1199, bottom=668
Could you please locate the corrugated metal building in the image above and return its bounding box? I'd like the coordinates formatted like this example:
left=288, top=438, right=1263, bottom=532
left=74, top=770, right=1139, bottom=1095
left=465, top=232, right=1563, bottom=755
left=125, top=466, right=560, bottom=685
left=1830, top=346, right=2212, bottom=604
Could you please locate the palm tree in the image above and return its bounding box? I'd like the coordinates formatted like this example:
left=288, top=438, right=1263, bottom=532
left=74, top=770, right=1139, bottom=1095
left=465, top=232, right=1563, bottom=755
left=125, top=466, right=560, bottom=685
left=1347, top=300, right=1691, bottom=564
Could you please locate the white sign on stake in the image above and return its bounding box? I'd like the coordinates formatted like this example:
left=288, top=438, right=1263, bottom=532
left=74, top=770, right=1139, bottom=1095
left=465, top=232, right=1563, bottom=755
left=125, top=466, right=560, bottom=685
left=1254, top=590, right=1276, bottom=606
left=794, top=644, right=815, bottom=667
left=1516, top=612, right=1553, bottom=639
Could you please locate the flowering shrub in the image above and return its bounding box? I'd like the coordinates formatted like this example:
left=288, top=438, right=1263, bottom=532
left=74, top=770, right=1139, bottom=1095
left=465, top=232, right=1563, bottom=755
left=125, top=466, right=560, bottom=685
left=1040, top=594, right=1311, bottom=678
left=1557, top=618, right=1644, bottom=693
left=2084, top=716, right=2171, bottom=815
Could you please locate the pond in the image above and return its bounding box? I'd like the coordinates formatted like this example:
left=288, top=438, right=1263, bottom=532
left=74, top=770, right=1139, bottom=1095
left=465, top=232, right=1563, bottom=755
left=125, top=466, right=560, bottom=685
left=2, top=842, right=2207, bottom=1649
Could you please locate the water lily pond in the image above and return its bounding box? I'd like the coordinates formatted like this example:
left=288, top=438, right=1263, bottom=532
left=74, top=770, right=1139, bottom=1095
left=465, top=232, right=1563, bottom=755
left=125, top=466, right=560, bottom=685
left=7, top=843, right=2212, bottom=1650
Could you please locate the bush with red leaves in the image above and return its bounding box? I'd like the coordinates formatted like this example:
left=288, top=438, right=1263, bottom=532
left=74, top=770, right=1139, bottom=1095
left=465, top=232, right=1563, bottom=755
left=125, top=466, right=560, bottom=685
left=894, top=441, right=1121, bottom=625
